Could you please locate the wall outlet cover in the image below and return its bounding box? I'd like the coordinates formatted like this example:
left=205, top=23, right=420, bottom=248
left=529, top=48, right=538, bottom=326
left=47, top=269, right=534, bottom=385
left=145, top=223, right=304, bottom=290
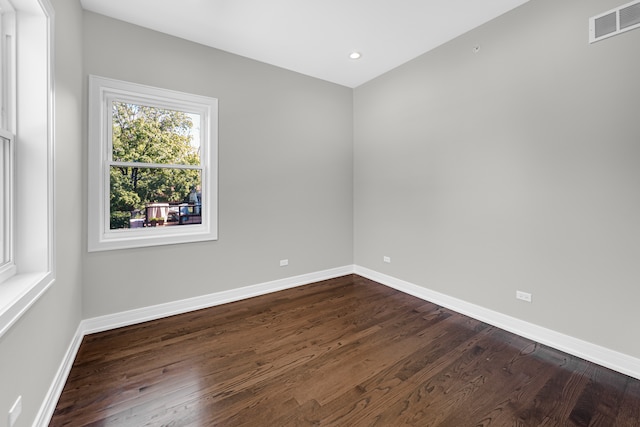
left=516, top=291, right=532, bottom=303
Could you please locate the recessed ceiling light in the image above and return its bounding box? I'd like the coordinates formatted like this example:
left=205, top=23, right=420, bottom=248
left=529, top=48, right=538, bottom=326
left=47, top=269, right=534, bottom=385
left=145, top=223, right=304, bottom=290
left=349, top=51, right=362, bottom=60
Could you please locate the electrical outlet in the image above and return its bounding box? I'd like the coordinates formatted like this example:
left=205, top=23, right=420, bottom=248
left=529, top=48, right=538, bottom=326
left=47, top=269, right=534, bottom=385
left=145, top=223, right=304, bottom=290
left=279, top=259, right=288, bottom=267
left=516, top=291, right=532, bottom=303
left=383, top=256, right=391, bottom=263
left=9, top=396, right=22, bottom=427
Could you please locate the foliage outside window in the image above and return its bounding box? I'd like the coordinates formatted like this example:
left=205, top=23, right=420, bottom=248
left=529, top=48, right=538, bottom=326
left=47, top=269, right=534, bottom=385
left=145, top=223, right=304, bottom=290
left=110, top=102, right=202, bottom=229
left=88, top=76, right=218, bottom=251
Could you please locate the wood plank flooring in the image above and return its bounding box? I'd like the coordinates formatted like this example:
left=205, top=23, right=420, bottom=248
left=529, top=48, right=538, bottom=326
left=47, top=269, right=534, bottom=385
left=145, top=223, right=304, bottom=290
left=50, top=275, right=640, bottom=426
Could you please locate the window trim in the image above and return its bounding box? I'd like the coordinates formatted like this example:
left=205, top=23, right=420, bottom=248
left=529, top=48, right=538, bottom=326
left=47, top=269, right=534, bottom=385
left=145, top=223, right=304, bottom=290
left=0, top=0, right=15, bottom=283
left=0, top=0, right=55, bottom=339
left=88, top=75, right=218, bottom=252
left=0, top=130, right=15, bottom=284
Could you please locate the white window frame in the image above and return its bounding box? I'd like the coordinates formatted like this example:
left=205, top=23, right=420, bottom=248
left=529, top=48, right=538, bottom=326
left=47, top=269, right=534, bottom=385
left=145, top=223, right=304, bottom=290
left=88, top=76, right=218, bottom=252
left=0, top=0, right=55, bottom=339
left=0, top=131, right=14, bottom=284
left=0, top=0, right=15, bottom=283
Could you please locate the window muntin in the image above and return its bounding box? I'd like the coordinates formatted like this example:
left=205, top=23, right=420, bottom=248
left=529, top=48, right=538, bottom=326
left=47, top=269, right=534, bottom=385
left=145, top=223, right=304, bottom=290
left=88, top=76, right=218, bottom=251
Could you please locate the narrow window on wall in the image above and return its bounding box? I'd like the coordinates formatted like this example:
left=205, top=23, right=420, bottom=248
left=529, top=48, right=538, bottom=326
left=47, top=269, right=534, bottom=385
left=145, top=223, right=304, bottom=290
left=88, top=76, right=218, bottom=251
left=0, top=132, right=13, bottom=280
left=0, top=0, right=15, bottom=283
left=0, top=0, right=55, bottom=339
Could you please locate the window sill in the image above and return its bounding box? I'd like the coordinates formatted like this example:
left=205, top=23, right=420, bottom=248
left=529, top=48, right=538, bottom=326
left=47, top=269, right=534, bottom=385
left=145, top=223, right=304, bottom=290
left=0, top=271, right=54, bottom=338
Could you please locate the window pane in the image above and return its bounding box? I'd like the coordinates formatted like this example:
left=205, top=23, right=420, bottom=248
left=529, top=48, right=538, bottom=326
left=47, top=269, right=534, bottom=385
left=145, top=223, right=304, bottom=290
left=0, top=136, right=9, bottom=266
left=109, top=166, right=202, bottom=229
left=112, top=101, right=201, bottom=166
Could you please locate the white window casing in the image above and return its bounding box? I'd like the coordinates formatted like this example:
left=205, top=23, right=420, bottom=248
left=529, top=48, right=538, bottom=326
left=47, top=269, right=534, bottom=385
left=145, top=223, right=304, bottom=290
left=88, top=75, right=218, bottom=252
left=0, top=0, right=15, bottom=283
left=0, top=131, right=15, bottom=284
left=0, top=0, right=55, bottom=338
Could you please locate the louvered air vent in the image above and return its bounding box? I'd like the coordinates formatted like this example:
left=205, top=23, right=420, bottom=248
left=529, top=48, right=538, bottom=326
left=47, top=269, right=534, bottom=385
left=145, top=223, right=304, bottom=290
left=590, top=0, right=640, bottom=43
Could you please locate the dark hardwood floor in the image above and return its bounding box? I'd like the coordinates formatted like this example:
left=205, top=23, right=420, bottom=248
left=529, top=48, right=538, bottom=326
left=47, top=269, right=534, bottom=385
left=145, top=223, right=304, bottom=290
left=50, top=275, right=640, bottom=426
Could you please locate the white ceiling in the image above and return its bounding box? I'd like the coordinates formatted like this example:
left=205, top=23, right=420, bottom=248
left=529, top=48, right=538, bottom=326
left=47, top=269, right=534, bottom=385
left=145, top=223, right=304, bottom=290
left=80, top=0, right=530, bottom=88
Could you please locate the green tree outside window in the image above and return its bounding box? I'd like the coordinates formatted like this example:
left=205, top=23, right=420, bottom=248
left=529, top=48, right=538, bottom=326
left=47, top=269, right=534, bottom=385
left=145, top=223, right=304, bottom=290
left=110, top=102, right=202, bottom=229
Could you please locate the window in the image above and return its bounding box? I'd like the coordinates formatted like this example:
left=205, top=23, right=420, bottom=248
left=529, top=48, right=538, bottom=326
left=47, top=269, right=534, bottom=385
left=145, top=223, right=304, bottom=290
left=0, top=0, right=54, bottom=338
left=0, top=0, right=15, bottom=284
left=88, top=76, right=218, bottom=251
left=0, top=131, right=13, bottom=283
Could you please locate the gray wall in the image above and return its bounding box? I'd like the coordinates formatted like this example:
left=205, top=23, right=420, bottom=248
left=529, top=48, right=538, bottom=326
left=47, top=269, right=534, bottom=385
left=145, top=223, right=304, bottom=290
left=0, top=0, right=84, bottom=426
left=354, top=0, right=640, bottom=358
left=4, top=0, right=640, bottom=424
left=82, top=12, right=354, bottom=318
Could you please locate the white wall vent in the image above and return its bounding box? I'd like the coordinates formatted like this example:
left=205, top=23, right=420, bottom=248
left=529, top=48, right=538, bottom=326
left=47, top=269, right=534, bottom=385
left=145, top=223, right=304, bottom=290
left=590, top=0, right=640, bottom=43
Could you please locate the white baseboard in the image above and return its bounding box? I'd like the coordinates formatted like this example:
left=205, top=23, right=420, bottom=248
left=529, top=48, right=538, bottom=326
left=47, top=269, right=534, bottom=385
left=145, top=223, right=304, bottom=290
left=36, top=263, right=640, bottom=426
left=354, top=265, right=640, bottom=381
left=33, top=322, right=85, bottom=427
left=34, top=265, right=354, bottom=427
left=81, top=265, right=354, bottom=334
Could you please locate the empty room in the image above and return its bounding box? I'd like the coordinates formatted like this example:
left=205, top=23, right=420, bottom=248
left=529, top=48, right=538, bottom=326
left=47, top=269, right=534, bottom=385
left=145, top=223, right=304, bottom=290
left=1, top=0, right=640, bottom=425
